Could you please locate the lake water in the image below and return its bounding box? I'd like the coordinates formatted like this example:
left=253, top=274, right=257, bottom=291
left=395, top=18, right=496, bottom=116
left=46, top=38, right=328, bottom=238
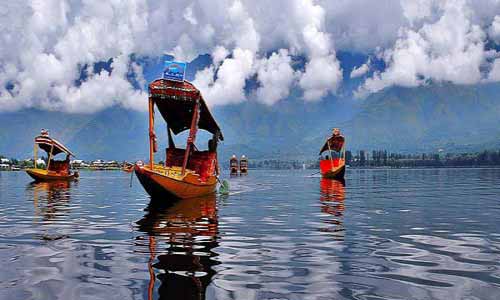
left=0, top=168, right=500, bottom=300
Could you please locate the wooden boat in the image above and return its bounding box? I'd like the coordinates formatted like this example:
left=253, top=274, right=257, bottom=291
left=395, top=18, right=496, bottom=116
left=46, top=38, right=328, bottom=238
left=135, top=78, right=223, bottom=200
left=230, top=155, right=238, bottom=175
left=319, top=128, right=346, bottom=180
left=122, top=163, right=134, bottom=173
left=239, top=155, right=248, bottom=175
left=26, top=130, right=78, bottom=181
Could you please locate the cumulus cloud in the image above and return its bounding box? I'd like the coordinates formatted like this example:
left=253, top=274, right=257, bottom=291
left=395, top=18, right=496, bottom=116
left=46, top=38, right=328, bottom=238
left=356, top=0, right=489, bottom=98
left=487, top=58, right=500, bottom=81
left=350, top=60, right=371, bottom=78
left=255, top=49, right=297, bottom=105
left=0, top=0, right=150, bottom=112
left=194, top=48, right=254, bottom=106
left=294, top=0, right=342, bottom=101
left=400, top=0, right=439, bottom=25
left=488, top=15, right=500, bottom=44
left=2, top=0, right=500, bottom=112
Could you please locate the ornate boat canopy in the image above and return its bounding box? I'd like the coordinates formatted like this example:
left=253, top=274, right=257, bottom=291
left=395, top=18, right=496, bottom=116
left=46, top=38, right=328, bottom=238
left=149, top=79, right=223, bottom=141
left=35, top=131, right=74, bottom=157
left=319, top=134, right=345, bottom=154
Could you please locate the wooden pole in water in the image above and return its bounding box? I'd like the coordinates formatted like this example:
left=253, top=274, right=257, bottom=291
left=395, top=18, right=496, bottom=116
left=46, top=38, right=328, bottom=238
left=34, top=142, right=38, bottom=169
left=46, top=143, right=54, bottom=171
left=148, top=96, right=155, bottom=170
left=181, top=98, right=200, bottom=176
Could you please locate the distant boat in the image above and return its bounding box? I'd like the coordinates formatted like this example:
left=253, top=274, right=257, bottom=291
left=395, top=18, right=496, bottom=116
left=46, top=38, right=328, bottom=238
left=239, top=155, right=248, bottom=175
left=135, top=79, right=223, bottom=200
left=230, top=155, right=238, bottom=175
left=122, top=163, right=134, bottom=173
left=26, top=129, right=78, bottom=181
left=319, top=128, right=346, bottom=180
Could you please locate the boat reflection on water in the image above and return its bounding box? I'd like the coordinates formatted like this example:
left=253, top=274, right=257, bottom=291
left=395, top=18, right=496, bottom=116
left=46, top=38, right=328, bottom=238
left=27, top=180, right=72, bottom=220
left=319, top=178, right=346, bottom=236
left=136, top=195, right=219, bottom=300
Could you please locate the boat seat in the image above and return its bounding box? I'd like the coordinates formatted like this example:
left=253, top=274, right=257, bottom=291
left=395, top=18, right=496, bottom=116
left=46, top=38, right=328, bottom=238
left=48, top=160, right=70, bottom=175
left=166, top=148, right=216, bottom=181
left=165, top=148, right=185, bottom=167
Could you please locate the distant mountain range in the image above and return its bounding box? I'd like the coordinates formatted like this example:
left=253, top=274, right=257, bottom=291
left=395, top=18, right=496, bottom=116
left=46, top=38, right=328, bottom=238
left=1, top=53, right=499, bottom=161
left=1, top=82, right=499, bottom=162
left=341, top=83, right=500, bottom=153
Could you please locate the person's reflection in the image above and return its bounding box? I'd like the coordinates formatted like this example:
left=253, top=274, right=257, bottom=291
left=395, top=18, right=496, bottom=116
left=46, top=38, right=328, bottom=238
left=27, top=181, right=72, bottom=221
left=136, top=194, right=219, bottom=300
left=319, top=178, right=345, bottom=235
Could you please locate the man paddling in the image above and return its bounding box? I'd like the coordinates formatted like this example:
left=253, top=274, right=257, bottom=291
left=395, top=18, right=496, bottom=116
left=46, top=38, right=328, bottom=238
left=327, top=128, right=341, bottom=149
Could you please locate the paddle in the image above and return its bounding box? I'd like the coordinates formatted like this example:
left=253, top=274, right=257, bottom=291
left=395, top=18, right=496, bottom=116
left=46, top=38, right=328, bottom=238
left=129, top=169, right=134, bottom=187
left=309, top=170, right=321, bottom=176
left=217, top=177, right=230, bottom=195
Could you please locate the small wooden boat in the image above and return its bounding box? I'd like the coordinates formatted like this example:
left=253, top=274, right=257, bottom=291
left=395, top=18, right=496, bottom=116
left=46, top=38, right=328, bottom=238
left=135, top=77, right=223, bottom=201
left=26, top=130, right=78, bottom=181
left=319, top=128, right=346, bottom=180
left=239, top=155, right=248, bottom=175
left=230, top=155, right=238, bottom=175
left=122, top=163, right=135, bottom=173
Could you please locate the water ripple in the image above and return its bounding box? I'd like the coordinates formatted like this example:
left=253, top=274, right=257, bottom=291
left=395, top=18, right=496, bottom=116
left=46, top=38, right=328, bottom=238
left=1, top=169, right=500, bottom=299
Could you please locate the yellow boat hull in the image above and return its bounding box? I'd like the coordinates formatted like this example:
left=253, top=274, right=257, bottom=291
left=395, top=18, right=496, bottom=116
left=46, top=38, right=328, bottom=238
left=135, top=165, right=217, bottom=200
left=25, top=168, right=77, bottom=181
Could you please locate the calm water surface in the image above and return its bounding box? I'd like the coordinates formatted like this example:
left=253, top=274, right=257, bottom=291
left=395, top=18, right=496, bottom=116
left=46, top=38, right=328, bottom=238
left=1, top=168, right=500, bottom=300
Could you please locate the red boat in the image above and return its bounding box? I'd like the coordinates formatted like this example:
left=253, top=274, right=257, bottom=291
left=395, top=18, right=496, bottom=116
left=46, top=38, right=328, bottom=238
left=319, top=128, right=346, bottom=180
left=25, top=130, right=78, bottom=181
left=134, top=78, right=223, bottom=200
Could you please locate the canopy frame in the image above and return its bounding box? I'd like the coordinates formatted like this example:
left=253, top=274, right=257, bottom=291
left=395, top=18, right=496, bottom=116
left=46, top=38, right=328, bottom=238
left=147, top=79, right=223, bottom=174
left=33, top=134, right=74, bottom=171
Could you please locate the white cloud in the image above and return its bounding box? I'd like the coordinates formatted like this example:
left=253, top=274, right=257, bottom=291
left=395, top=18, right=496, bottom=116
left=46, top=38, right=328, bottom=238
left=212, top=46, right=229, bottom=67
left=194, top=48, right=254, bottom=106
left=488, top=15, right=500, bottom=44
left=255, top=49, right=297, bottom=105
left=294, top=0, right=343, bottom=101
left=183, top=4, right=198, bottom=26
left=350, top=60, right=370, bottom=78
left=488, top=58, right=500, bottom=81
left=357, top=0, right=488, bottom=98
left=2, top=0, right=500, bottom=112
left=400, top=0, right=439, bottom=26
left=300, top=55, right=342, bottom=101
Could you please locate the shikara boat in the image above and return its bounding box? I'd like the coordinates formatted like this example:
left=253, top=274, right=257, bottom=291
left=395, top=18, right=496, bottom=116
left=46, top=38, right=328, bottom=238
left=26, top=130, right=78, bottom=181
left=135, top=78, right=223, bottom=200
left=319, top=128, right=346, bottom=180
left=239, top=155, right=248, bottom=175
left=122, top=163, right=134, bottom=173
left=230, top=155, right=238, bottom=175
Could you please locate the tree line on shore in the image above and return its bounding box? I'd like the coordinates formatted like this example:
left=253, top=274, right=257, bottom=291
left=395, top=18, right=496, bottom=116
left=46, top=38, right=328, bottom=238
left=224, top=149, right=500, bottom=170
left=3, top=149, right=500, bottom=171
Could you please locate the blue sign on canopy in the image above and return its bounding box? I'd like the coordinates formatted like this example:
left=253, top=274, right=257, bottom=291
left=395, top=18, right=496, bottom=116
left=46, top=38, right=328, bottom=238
left=163, top=60, right=187, bottom=82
